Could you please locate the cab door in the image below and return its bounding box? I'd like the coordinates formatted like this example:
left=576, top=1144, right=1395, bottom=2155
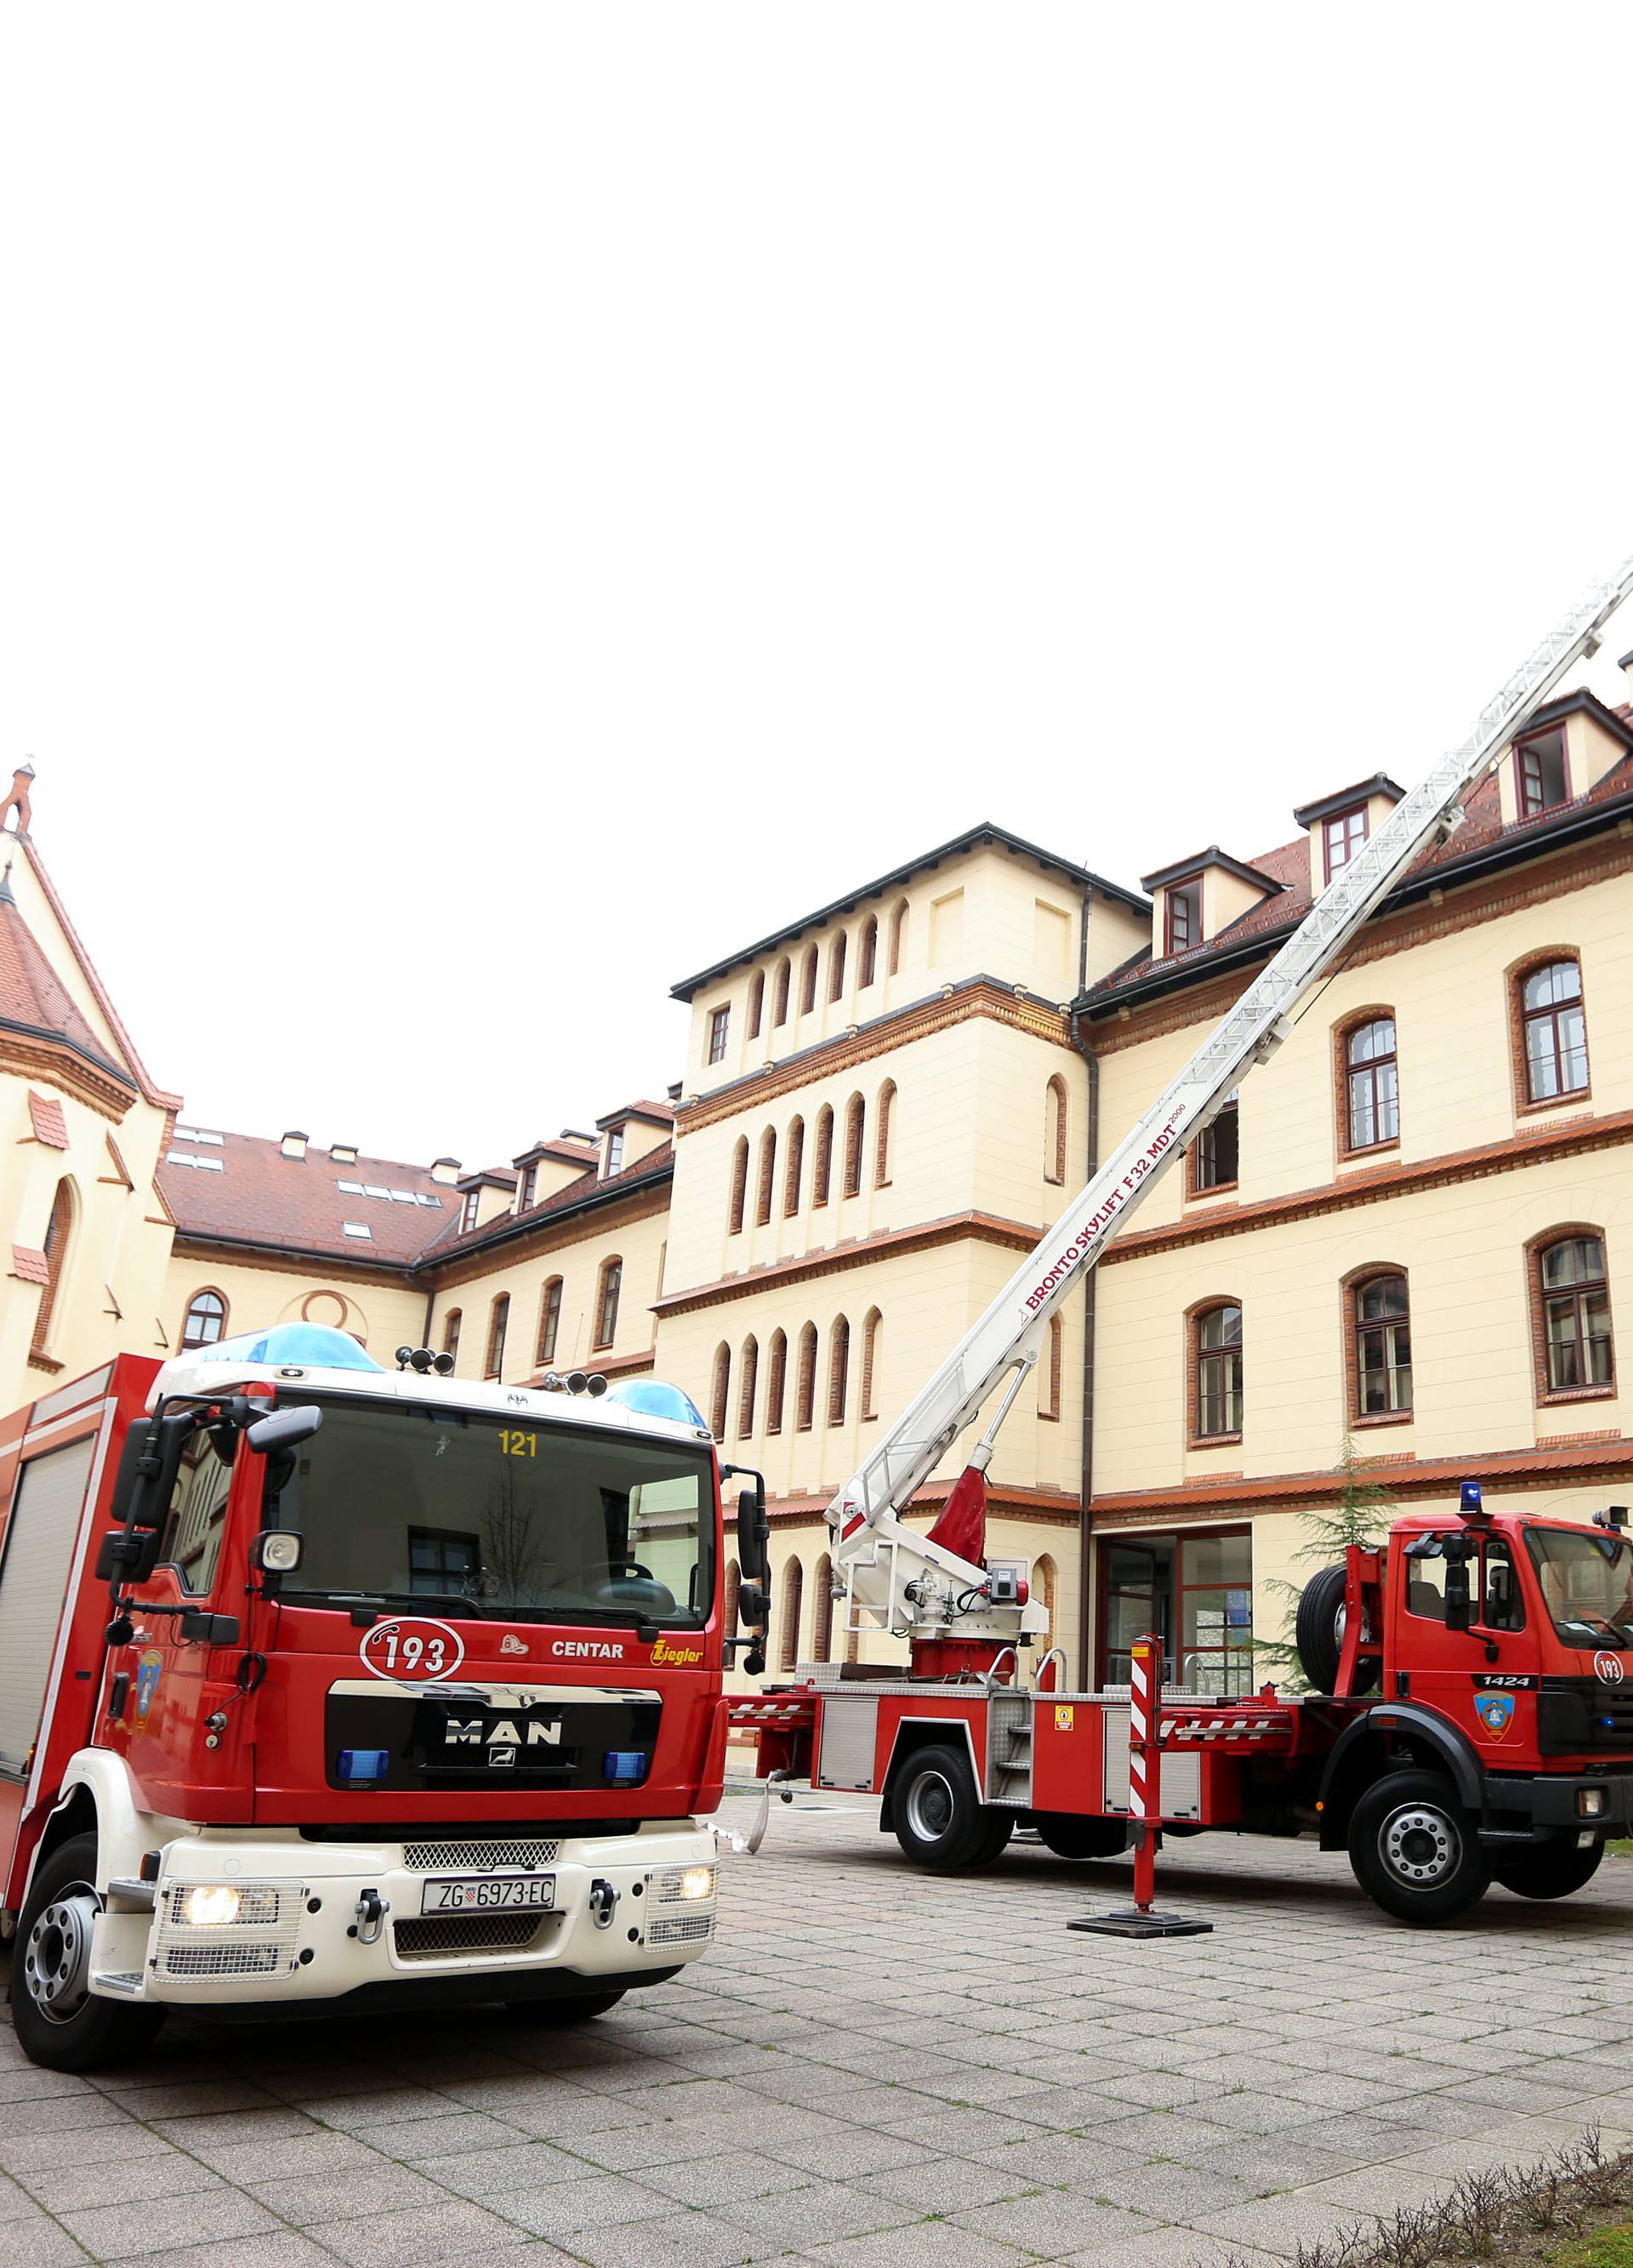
left=1396, top=1531, right=1533, bottom=1765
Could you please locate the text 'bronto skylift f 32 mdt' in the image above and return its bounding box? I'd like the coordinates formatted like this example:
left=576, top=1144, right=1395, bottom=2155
left=0, top=1326, right=773, bottom=2070
left=733, top=551, right=1633, bottom=1928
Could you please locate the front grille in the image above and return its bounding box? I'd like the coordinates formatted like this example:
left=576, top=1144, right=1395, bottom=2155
left=1539, top=1680, right=1633, bottom=1753
left=164, top=1941, right=286, bottom=1977
left=392, top=1913, right=549, bottom=1960
left=648, top=1913, right=714, bottom=1947
left=401, top=1839, right=560, bottom=1872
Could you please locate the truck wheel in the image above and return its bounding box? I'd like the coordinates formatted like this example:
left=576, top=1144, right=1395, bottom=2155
left=1295, top=1565, right=1379, bottom=1696
left=12, top=1834, right=165, bottom=2072
left=1347, top=1771, right=1489, bottom=1924
left=506, top=1989, right=626, bottom=2021
left=892, top=1744, right=1008, bottom=1872
left=1491, top=1839, right=1604, bottom=1901
left=1033, top=1814, right=1129, bottom=1860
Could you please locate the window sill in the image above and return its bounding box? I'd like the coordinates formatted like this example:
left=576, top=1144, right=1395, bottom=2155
left=26, top=1350, right=64, bottom=1376
left=1352, top=1410, right=1413, bottom=1430
left=1185, top=1183, right=1238, bottom=1207
left=1536, top=1384, right=1615, bottom=1408
left=1189, top=1432, right=1242, bottom=1451
left=1516, top=1091, right=1593, bottom=1119
left=1339, top=1139, right=1399, bottom=1166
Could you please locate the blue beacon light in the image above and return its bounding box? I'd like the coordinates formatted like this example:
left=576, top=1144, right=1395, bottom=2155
left=191, top=1323, right=385, bottom=1373
left=603, top=1378, right=708, bottom=1430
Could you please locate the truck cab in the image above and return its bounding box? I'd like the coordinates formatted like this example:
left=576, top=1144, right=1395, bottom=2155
left=0, top=1326, right=739, bottom=2070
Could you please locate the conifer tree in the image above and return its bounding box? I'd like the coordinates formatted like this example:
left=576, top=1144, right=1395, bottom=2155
left=1248, top=1434, right=1395, bottom=1691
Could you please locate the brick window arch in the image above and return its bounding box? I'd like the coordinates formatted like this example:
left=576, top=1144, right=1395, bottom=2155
left=765, top=1329, right=788, bottom=1435
left=710, top=1342, right=731, bottom=1440
left=861, top=1308, right=882, bottom=1420
left=1038, top=1315, right=1063, bottom=1421
left=828, top=930, right=847, bottom=1003
left=485, top=1293, right=509, bottom=1379
left=728, top=1137, right=749, bottom=1236
left=1044, top=1076, right=1067, bottom=1185
left=888, top=897, right=908, bottom=975
left=755, top=1128, right=777, bottom=1227
left=1189, top=1299, right=1243, bottom=1442
left=795, top=1322, right=818, bottom=1430
left=1345, top=1266, right=1413, bottom=1422
left=842, top=1094, right=866, bottom=1198
left=779, top=1557, right=804, bottom=1674
left=595, top=1257, right=622, bottom=1349
left=773, top=956, right=792, bottom=1027
left=1513, top=954, right=1590, bottom=1108
left=1528, top=1226, right=1615, bottom=1401
left=747, top=969, right=765, bottom=1042
left=811, top=1554, right=834, bottom=1663
left=799, top=945, right=819, bottom=1016
left=536, top=1277, right=563, bottom=1365
left=737, top=1335, right=759, bottom=1435
left=828, top=1315, right=851, bottom=1424
left=858, top=916, right=879, bottom=990
left=181, top=1287, right=228, bottom=1351
left=812, top=1106, right=834, bottom=1208
left=783, top=1117, right=805, bottom=1217
left=442, top=1308, right=462, bottom=1363
left=1336, top=1010, right=1399, bottom=1155
left=30, top=1179, right=76, bottom=1363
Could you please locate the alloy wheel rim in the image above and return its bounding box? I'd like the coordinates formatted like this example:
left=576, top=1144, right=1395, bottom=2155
left=24, top=1884, right=100, bottom=2025
left=907, top=1771, right=956, bottom=1841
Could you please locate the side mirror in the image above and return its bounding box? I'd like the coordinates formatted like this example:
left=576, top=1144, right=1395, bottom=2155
left=247, top=1405, right=323, bottom=1456
left=94, top=1528, right=164, bottom=1583
left=1444, top=1549, right=1473, bottom=1633
left=736, top=1482, right=770, bottom=1586
left=178, top=1610, right=241, bottom=1646
left=110, top=1408, right=196, bottom=1530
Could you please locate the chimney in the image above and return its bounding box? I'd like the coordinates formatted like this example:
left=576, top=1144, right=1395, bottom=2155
left=330, top=1142, right=359, bottom=1165
left=280, top=1129, right=309, bottom=1161
left=430, top=1156, right=461, bottom=1186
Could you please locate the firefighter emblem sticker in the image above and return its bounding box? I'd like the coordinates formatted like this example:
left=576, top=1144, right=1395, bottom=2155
left=1595, top=1651, right=1626, bottom=1686
left=1474, top=1692, right=1515, bottom=1740
left=134, top=1648, right=164, bottom=1720
left=358, top=1617, right=464, bottom=1681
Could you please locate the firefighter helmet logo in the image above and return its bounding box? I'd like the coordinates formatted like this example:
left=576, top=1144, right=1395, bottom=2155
left=1474, top=1692, right=1515, bottom=1739
left=1595, top=1651, right=1625, bottom=1686
left=135, top=1648, right=163, bottom=1721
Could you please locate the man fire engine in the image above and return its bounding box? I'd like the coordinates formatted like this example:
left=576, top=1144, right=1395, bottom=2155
left=0, top=1325, right=771, bottom=2070
left=734, top=553, right=1633, bottom=1927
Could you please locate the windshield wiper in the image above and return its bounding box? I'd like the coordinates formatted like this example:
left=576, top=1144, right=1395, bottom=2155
left=317, top=1589, right=491, bottom=1618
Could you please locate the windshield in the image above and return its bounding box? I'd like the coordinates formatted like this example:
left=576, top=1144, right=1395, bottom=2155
left=268, top=1395, right=714, bottom=1627
left=1524, top=1525, right=1633, bottom=1651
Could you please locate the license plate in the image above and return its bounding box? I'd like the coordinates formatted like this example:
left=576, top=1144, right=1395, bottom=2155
left=419, top=1874, right=556, bottom=1914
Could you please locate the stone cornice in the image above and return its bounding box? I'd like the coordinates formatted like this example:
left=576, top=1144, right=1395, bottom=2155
left=170, top=1233, right=416, bottom=1292
left=654, top=1209, right=1041, bottom=1317
left=0, top=1033, right=134, bottom=1120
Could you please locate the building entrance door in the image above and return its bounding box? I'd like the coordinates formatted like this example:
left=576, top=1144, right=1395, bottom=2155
left=1098, top=1526, right=1254, bottom=1695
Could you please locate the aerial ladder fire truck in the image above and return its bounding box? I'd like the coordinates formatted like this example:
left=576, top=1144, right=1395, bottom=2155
left=733, top=552, right=1633, bottom=1927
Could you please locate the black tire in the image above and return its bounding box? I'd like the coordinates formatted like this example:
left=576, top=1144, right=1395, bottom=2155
left=1295, top=1564, right=1380, bottom=1696
left=1033, top=1814, right=1130, bottom=1861
left=11, top=1833, right=166, bottom=2072
left=891, top=1744, right=1009, bottom=1872
left=1347, top=1771, right=1490, bottom=1925
left=1491, top=1839, right=1604, bottom=1902
left=505, top=1989, right=626, bottom=2021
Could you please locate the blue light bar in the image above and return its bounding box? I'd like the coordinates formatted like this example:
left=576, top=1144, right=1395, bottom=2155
left=337, top=1748, right=390, bottom=1783
left=603, top=1378, right=708, bottom=1430
left=602, top=1750, right=650, bottom=1785
left=192, top=1324, right=385, bottom=1373
left=1459, top=1481, right=1484, bottom=1515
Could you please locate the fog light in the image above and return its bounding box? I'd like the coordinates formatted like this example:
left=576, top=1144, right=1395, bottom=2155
left=679, top=1864, right=716, bottom=1901
left=1577, top=1788, right=1607, bottom=1819
left=257, top=1531, right=304, bottom=1574
left=181, top=1884, right=242, bottom=1927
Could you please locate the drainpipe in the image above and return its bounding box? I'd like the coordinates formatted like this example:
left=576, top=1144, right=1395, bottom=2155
left=1068, top=883, right=1101, bottom=1691
left=420, top=1284, right=437, bottom=1350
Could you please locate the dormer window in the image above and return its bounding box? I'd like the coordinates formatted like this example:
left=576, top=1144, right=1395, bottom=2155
left=460, top=1190, right=479, bottom=1233
left=1323, top=806, right=1368, bottom=881
left=707, top=1005, right=730, bottom=1066
left=606, top=1128, right=624, bottom=1176
left=1516, top=726, right=1568, bottom=818
left=1165, top=884, right=1199, bottom=955
left=520, top=1165, right=538, bottom=1209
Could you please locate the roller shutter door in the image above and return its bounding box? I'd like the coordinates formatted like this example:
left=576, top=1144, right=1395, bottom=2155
left=0, top=1436, right=96, bottom=1778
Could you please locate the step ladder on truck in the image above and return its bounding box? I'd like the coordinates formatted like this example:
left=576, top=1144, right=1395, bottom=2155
left=0, top=1330, right=753, bottom=2071
left=728, top=553, right=1633, bottom=1926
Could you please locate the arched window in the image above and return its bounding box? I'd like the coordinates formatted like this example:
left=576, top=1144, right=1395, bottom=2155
left=595, top=1257, right=622, bottom=1349
left=811, top=1555, right=834, bottom=1663
left=729, top=1137, right=749, bottom=1236
left=723, top=1558, right=740, bottom=1643
left=1533, top=1232, right=1614, bottom=1395
left=1342, top=1015, right=1399, bottom=1151
left=1034, top=1555, right=1057, bottom=1647
left=812, top=1106, right=834, bottom=1208
left=861, top=1308, right=882, bottom=1420
left=858, top=917, right=879, bottom=990
left=537, top=1277, right=563, bottom=1365
left=710, top=1343, right=731, bottom=1440
left=442, top=1308, right=462, bottom=1363
left=1044, top=1077, right=1068, bottom=1185
left=828, top=1315, right=851, bottom=1424
left=747, top=970, right=765, bottom=1043
left=874, top=1081, right=896, bottom=1188
left=765, top=1329, right=788, bottom=1435
left=1038, top=1315, right=1062, bottom=1421
left=737, top=1335, right=760, bottom=1435
left=783, top=1117, right=805, bottom=1216
left=181, top=1287, right=227, bottom=1350
left=779, top=1558, right=804, bottom=1674
left=755, top=1128, right=777, bottom=1227
left=842, top=1094, right=866, bottom=1197
left=796, top=1322, right=818, bottom=1430
left=800, top=945, right=819, bottom=1016
left=828, top=930, right=847, bottom=1003
left=485, top=1293, right=509, bottom=1379
left=30, top=1179, right=74, bottom=1361
left=1518, top=958, right=1590, bottom=1104
left=773, top=957, right=791, bottom=1027
left=1192, top=1302, right=1243, bottom=1441
left=888, top=897, right=908, bottom=975
left=1351, top=1270, right=1412, bottom=1417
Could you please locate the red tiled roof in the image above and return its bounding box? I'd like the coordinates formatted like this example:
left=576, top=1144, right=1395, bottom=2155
left=16, top=838, right=179, bottom=1108
left=426, top=1141, right=674, bottom=1265
left=26, top=1092, right=69, bottom=1149
left=0, top=892, right=135, bottom=1089
left=160, top=1131, right=454, bottom=1267
left=10, top=1246, right=49, bottom=1286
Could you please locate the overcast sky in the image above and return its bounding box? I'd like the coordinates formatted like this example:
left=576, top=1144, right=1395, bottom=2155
left=4, top=7, right=1632, bottom=1169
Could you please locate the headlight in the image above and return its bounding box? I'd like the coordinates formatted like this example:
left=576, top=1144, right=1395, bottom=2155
left=679, top=1864, right=716, bottom=1901
left=181, top=1884, right=242, bottom=1927
left=1577, top=1788, right=1607, bottom=1819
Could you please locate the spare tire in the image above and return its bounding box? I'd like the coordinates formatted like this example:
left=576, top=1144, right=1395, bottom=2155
left=1295, top=1563, right=1378, bottom=1695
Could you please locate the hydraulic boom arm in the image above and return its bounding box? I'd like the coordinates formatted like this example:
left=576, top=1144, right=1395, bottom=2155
left=829, top=554, right=1633, bottom=1652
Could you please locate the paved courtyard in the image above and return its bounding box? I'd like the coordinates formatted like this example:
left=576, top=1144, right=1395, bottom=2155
left=2, top=1792, right=1632, bottom=2268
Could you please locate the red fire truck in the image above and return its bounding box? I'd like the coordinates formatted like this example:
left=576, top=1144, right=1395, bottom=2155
left=0, top=1324, right=772, bottom=2070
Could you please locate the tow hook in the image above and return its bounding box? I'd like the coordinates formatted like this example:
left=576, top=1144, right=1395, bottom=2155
left=353, top=1888, right=390, bottom=1945
left=588, top=1878, right=619, bottom=1929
